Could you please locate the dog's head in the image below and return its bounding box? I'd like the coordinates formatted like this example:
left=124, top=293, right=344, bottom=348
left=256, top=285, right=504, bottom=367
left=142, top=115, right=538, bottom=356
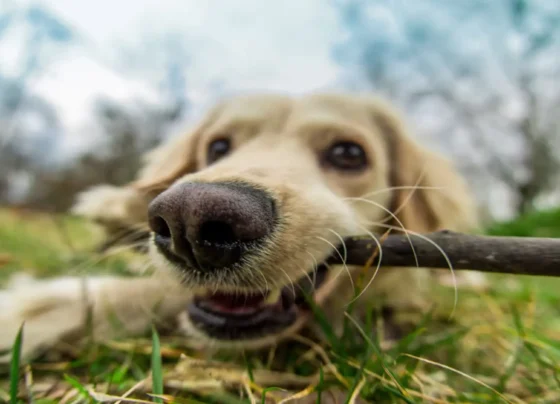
left=73, top=92, right=478, bottom=348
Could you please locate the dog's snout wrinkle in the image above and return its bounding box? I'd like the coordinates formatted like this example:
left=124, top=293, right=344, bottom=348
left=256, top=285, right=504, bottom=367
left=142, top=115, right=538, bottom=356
left=148, top=181, right=276, bottom=271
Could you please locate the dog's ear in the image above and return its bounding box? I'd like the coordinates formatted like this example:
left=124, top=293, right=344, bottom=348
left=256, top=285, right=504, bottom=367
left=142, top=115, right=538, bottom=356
left=371, top=101, right=480, bottom=234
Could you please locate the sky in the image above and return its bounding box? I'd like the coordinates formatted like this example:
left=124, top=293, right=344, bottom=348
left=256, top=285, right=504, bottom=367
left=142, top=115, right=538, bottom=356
left=27, top=0, right=342, bottom=104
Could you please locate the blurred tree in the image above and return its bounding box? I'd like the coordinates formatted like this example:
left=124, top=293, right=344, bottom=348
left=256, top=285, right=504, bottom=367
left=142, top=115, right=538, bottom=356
left=23, top=98, right=185, bottom=212
left=333, top=0, right=560, bottom=217
left=117, top=31, right=191, bottom=114
left=0, top=4, right=75, bottom=205
left=0, top=5, right=191, bottom=211
left=0, top=76, right=61, bottom=204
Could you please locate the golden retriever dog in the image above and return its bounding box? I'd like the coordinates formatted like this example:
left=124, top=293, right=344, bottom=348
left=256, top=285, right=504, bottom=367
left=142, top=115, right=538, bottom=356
left=0, top=92, right=485, bottom=363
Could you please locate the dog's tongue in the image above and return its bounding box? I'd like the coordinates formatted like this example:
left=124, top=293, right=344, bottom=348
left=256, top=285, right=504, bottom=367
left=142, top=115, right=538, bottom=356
left=203, top=291, right=269, bottom=314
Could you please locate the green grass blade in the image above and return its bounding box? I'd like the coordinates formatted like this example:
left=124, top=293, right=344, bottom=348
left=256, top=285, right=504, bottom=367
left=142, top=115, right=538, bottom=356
left=243, top=351, right=255, bottom=383
left=63, top=374, right=96, bottom=403
left=316, top=366, right=324, bottom=404
left=151, top=325, right=164, bottom=403
left=302, top=293, right=342, bottom=352
left=344, top=344, right=372, bottom=404
left=9, top=322, right=24, bottom=404
left=344, top=313, right=413, bottom=402
left=260, top=387, right=285, bottom=404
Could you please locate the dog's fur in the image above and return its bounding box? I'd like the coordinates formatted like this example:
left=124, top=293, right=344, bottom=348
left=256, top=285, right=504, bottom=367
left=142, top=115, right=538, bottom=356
left=0, top=92, right=485, bottom=363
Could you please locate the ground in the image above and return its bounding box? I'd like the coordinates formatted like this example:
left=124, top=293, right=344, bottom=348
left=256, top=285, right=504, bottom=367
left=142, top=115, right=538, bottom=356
left=0, top=207, right=559, bottom=403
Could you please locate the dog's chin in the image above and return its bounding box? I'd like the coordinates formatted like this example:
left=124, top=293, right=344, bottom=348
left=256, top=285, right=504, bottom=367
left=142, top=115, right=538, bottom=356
left=185, top=263, right=330, bottom=342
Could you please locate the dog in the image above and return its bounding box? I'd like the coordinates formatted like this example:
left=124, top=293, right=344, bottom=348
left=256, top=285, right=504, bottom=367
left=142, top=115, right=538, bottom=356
left=0, top=92, right=485, bottom=364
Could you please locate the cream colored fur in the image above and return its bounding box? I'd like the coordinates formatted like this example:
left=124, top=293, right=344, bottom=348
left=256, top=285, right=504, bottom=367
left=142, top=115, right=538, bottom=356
left=0, top=92, right=486, bottom=363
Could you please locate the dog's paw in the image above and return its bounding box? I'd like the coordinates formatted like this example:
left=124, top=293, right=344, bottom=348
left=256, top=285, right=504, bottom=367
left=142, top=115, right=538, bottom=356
left=436, top=270, right=489, bottom=291
left=0, top=276, right=96, bottom=364
left=0, top=273, right=193, bottom=364
left=71, top=184, right=148, bottom=229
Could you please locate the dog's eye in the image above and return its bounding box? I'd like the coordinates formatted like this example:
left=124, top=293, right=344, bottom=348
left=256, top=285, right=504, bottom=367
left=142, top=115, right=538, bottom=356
left=323, top=141, right=368, bottom=171
left=207, top=138, right=231, bottom=164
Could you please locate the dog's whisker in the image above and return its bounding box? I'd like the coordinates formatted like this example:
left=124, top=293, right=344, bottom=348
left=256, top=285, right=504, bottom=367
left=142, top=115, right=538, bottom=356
left=66, top=246, right=153, bottom=276
left=213, top=272, right=223, bottom=295
left=345, top=197, right=420, bottom=269
left=378, top=169, right=428, bottom=225
left=345, top=226, right=384, bottom=306
left=350, top=184, right=446, bottom=201
left=252, top=265, right=271, bottom=297
left=98, top=226, right=151, bottom=246
left=126, top=224, right=152, bottom=233
left=103, top=225, right=151, bottom=238
left=360, top=220, right=459, bottom=319
left=327, top=229, right=348, bottom=264
left=275, top=265, right=296, bottom=298
left=315, top=236, right=355, bottom=292
left=96, top=241, right=151, bottom=257
left=345, top=170, right=429, bottom=226
left=295, top=262, right=315, bottom=297
left=406, top=231, right=458, bottom=319
left=305, top=251, right=319, bottom=289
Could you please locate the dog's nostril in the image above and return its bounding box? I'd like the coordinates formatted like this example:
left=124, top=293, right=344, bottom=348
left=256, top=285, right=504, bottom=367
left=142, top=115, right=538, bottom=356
left=198, top=221, right=236, bottom=245
left=151, top=216, right=172, bottom=238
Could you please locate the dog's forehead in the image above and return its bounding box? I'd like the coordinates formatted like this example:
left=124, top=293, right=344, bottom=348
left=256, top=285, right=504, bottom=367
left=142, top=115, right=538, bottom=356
left=215, top=93, right=373, bottom=128
left=282, top=94, right=377, bottom=136
left=216, top=94, right=292, bottom=122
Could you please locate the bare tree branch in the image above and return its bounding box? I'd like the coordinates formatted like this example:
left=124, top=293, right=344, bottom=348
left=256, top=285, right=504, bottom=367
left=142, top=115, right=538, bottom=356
left=329, top=230, right=560, bottom=277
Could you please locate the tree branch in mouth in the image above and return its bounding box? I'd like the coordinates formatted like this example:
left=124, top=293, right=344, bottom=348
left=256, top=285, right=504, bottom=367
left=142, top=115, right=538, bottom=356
left=330, top=230, right=560, bottom=278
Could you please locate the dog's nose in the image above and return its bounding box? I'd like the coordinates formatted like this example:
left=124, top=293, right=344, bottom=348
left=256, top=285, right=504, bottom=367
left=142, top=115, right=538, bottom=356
left=148, top=182, right=276, bottom=271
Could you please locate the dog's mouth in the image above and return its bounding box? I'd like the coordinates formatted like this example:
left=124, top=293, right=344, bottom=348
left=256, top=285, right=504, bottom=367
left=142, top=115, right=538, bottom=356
left=187, top=264, right=329, bottom=340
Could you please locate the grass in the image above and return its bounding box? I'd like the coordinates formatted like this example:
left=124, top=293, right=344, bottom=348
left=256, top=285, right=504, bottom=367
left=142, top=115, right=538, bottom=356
left=151, top=326, right=164, bottom=404
left=486, top=207, right=560, bottom=238
left=0, top=208, right=144, bottom=286
left=9, top=324, right=24, bottom=404
left=1, top=206, right=559, bottom=403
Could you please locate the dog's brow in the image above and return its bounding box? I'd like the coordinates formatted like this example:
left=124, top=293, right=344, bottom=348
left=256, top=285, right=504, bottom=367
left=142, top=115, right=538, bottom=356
left=294, top=120, right=368, bottom=139
left=214, top=117, right=263, bottom=129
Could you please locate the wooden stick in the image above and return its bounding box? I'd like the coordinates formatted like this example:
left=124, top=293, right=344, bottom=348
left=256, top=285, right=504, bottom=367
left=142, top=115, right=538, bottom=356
left=328, top=230, right=560, bottom=277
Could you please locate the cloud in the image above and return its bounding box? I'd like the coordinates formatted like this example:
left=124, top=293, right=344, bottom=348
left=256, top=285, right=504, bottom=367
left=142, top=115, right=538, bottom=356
left=35, top=0, right=343, bottom=96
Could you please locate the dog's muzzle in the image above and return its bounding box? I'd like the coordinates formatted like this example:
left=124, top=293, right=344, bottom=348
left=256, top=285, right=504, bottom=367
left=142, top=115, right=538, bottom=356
left=147, top=180, right=332, bottom=341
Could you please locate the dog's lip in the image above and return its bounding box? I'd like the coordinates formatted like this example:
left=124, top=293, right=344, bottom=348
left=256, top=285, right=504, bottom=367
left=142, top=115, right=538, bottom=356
left=186, top=264, right=329, bottom=338
left=188, top=298, right=297, bottom=329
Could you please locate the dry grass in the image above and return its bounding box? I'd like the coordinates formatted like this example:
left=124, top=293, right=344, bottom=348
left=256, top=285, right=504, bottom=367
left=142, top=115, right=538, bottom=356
left=1, top=207, right=559, bottom=403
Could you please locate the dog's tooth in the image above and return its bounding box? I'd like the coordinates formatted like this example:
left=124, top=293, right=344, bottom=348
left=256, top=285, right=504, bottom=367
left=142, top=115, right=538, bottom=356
left=264, top=289, right=281, bottom=305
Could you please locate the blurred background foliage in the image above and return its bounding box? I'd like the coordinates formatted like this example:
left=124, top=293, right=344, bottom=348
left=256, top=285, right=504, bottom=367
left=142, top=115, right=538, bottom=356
left=486, top=206, right=560, bottom=238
